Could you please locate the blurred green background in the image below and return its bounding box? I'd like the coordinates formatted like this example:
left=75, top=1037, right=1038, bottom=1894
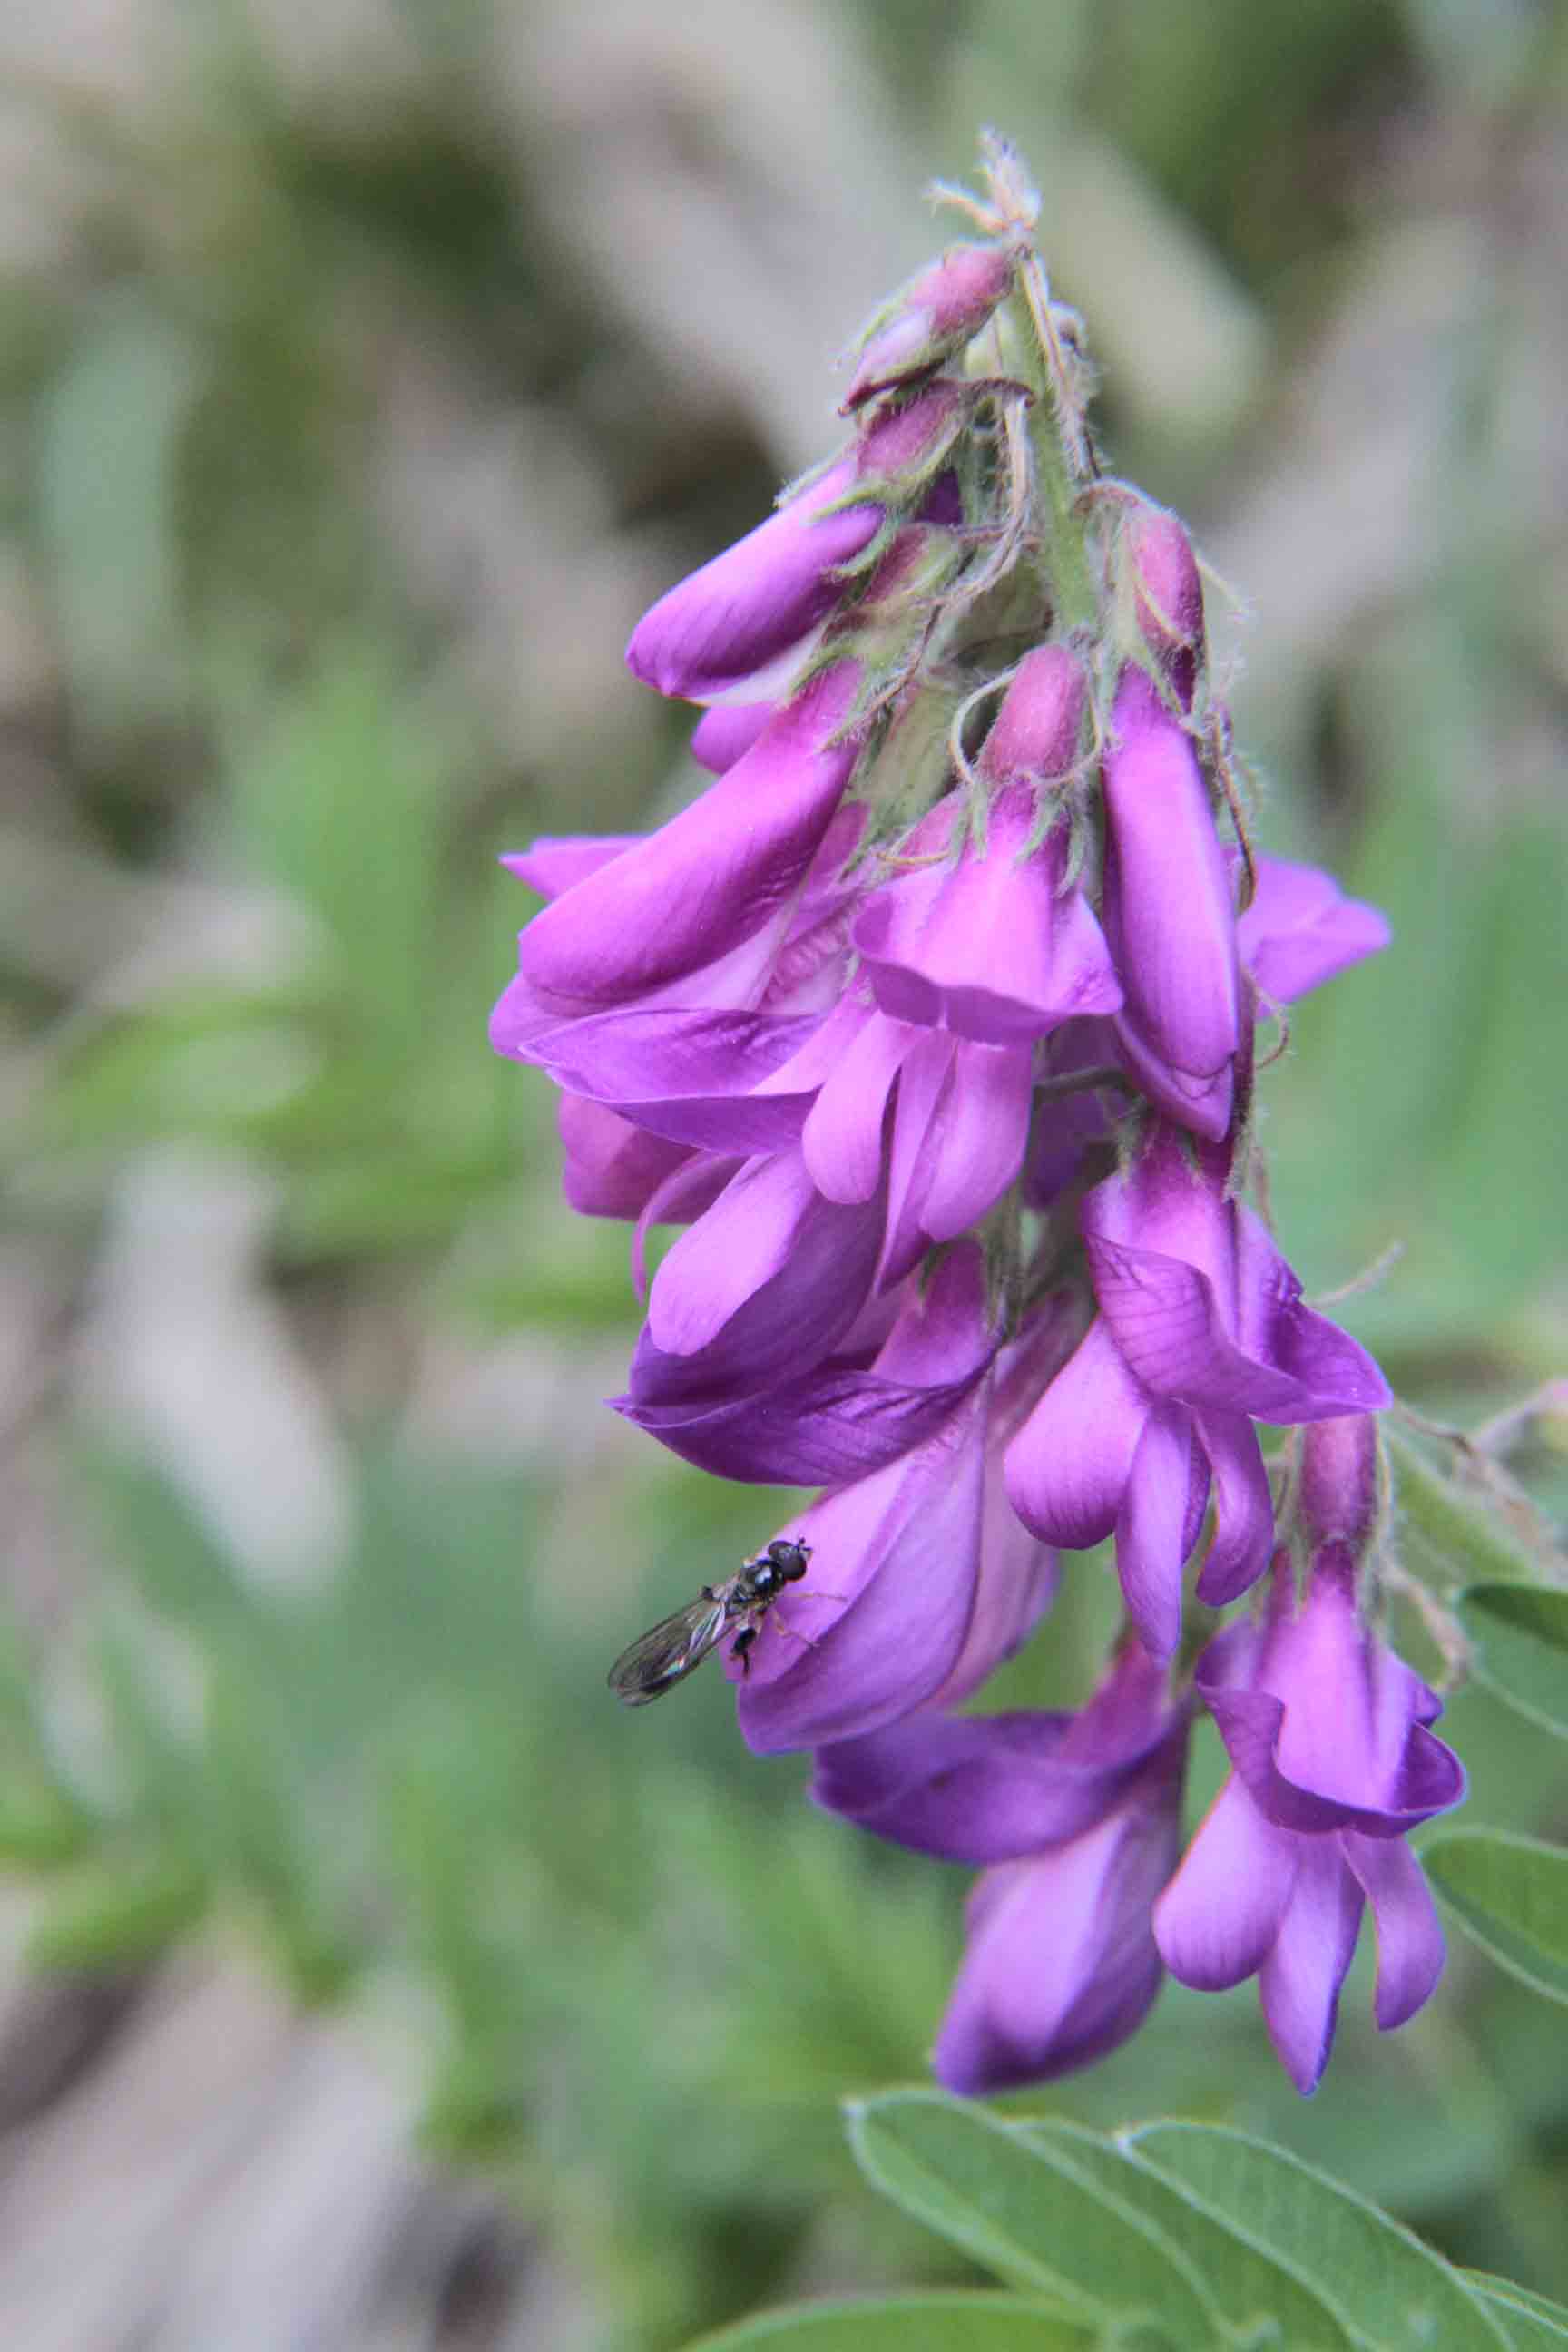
left=0, top=0, right=1565, bottom=2344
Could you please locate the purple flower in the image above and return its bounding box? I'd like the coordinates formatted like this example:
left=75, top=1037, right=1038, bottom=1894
left=1101, top=667, right=1240, bottom=1141
left=814, top=1642, right=1189, bottom=2089
left=727, top=1251, right=1060, bottom=1744
left=492, top=664, right=864, bottom=1043
left=844, top=241, right=1018, bottom=409
left=613, top=1236, right=1004, bottom=1486
left=852, top=650, right=1121, bottom=1044
left=1240, top=856, right=1392, bottom=1004
left=1155, top=1426, right=1465, bottom=2092
left=1005, top=1119, right=1391, bottom=1656
left=627, top=386, right=966, bottom=701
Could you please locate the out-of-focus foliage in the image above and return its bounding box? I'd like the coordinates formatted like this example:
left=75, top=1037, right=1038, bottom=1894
left=0, top=0, right=1565, bottom=2345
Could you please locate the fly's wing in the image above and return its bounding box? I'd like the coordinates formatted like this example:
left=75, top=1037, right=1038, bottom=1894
left=607, top=1595, right=729, bottom=1705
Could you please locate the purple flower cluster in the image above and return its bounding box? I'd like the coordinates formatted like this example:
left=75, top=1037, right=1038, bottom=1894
left=491, top=147, right=1465, bottom=2096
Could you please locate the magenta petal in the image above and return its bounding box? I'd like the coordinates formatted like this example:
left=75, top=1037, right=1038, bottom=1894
left=501, top=836, right=643, bottom=899
left=802, top=1010, right=912, bottom=1203
left=1086, top=1232, right=1390, bottom=1423
left=931, top=1465, right=1059, bottom=1709
left=1114, top=1403, right=1208, bottom=1659
left=1111, top=1014, right=1234, bottom=1142
left=634, top=1156, right=886, bottom=1406
left=1193, top=1411, right=1275, bottom=1607
left=1258, top=1840, right=1364, bottom=2095
left=690, top=701, right=773, bottom=772
left=612, top=1247, right=995, bottom=1482
left=1232, top=1210, right=1394, bottom=1416
left=1005, top=1318, right=1151, bottom=1550
left=515, top=665, right=862, bottom=1015
left=916, top=1040, right=1034, bottom=1240
left=853, top=789, right=1121, bottom=1044
left=626, top=461, right=880, bottom=700
left=1154, top=1775, right=1297, bottom=1990
left=736, top=1404, right=985, bottom=1751
left=811, top=1710, right=1129, bottom=1863
left=934, top=1768, right=1179, bottom=2092
left=1101, top=668, right=1240, bottom=1088
left=557, top=1095, right=691, bottom=1220
left=878, top=1030, right=958, bottom=1284
left=1240, top=857, right=1392, bottom=1005
left=1342, top=1833, right=1446, bottom=2030
left=531, top=1006, right=825, bottom=1151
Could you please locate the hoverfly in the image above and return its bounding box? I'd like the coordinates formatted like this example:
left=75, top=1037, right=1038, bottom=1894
left=608, top=1537, right=824, bottom=1706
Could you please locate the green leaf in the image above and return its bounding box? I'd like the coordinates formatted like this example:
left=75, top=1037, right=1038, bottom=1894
left=1384, top=1434, right=1544, bottom=1589
left=1465, top=2276, right=1568, bottom=2348
left=1010, top=2120, right=1354, bottom=2348
left=848, top=2091, right=1218, bottom=2344
left=1457, top=1585, right=1568, bottom=1742
left=1423, top=1828, right=1568, bottom=2006
left=685, top=2293, right=1095, bottom=2351
left=1126, top=2122, right=1511, bottom=2351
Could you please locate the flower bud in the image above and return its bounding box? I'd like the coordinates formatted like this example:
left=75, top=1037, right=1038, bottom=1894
left=1123, top=504, right=1205, bottom=710
left=843, top=240, right=1018, bottom=410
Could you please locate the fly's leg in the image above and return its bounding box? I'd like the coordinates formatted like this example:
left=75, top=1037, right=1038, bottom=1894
left=731, top=1624, right=758, bottom=1676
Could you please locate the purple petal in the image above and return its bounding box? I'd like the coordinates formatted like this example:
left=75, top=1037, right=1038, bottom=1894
left=854, top=785, right=1121, bottom=1044
left=878, top=1030, right=960, bottom=1284
left=1342, top=1833, right=1447, bottom=2030
left=1239, top=857, right=1392, bottom=1005
left=1193, top=1410, right=1276, bottom=1608
left=1154, top=1774, right=1298, bottom=1990
left=633, top=1152, right=886, bottom=1405
left=1232, top=1210, right=1393, bottom=1416
left=617, top=1237, right=998, bottom=1485
left=916, top=1040, right=1034, bottom=1240
left=977, top=645, right=1088, bottom=781
left=1085, top=1231, right=1391, bottom=1424
left=929, top=1457, right=1059, bottom=1709
left=934, top=1759, right=1181, bottom=2092
left=1114, top=1403, right=1208, bottom=1660
left=626, top=460, right=880, bottom=701
left=812, top=1710, right=1108, bottom=1863
left=500, top=836, right=642, bottom=899
left=1101, top=668, right=1240, bottom=1098
left=802, top=1009, right=912, bottom=1203
left=735, top=1396, right=987, bottom=1750
left=1004, top=1317, right=1151, bottom=1550
left=556, top=1094, right=691, bottom=1220
left=530, top=1006, right=825, bottom=1151
left=514, top=665, right=863, bottom=1017
left=690, top=701, right=773, bottom=772
left=1110, top=1013, right=1234, bottom=1142
left=1258, top=1839, right=1364, bottom=2095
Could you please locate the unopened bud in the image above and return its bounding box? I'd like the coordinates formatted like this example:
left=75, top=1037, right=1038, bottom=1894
left=1298, top=1414, right=1385, bottom=1557
left=978, top=645, right=1087, bottom=786
left=844, top=242, right=1018, bottom=410
left=1123, top=505, right=1206, bottom=711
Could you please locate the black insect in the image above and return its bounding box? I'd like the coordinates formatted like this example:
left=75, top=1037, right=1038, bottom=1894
left=607, top=1537, right=825, bottom=1706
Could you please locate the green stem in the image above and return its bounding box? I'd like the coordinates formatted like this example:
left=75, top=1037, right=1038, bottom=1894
left=1386, top=1427, right=1566, bottom=1591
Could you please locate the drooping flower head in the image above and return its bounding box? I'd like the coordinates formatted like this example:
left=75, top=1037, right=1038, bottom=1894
left=487, top=136, right=1453, bottom=2102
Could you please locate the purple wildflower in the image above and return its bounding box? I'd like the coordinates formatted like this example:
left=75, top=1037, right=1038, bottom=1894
left=1006, top=1117, right=1390, bottom=1656
left=486, top=142, right=1461, bottom=2102
left=814, top=1640, right=1189, bottom=2089
left=1154, top=1416, right=1465, bottom=2093
left=1100, top=666, right=1240, bottom=1141
left=627, top=386, right=967, bottom=701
